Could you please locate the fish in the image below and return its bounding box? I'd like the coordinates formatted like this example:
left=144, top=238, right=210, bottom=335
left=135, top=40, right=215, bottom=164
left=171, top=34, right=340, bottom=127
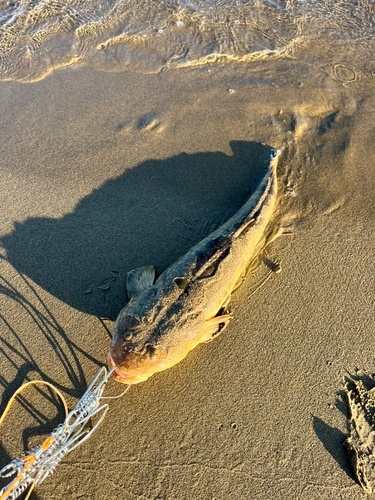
left=108, top=149, right=279, bottom=384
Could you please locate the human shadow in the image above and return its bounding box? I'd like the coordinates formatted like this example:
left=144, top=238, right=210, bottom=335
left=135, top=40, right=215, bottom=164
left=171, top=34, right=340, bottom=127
left=1, top=141, right=273, bottom=321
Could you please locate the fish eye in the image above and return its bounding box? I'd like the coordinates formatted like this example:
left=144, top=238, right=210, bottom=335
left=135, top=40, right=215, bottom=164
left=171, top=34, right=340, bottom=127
left=120, top=315, right=140, bottom=337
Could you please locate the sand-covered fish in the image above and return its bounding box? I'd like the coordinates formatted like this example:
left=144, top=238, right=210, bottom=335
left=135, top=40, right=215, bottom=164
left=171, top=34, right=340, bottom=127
left=108, top=149, right=279, bottom=384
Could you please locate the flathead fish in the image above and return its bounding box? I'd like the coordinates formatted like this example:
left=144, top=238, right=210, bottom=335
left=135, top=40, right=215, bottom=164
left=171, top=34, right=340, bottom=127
left=108, top=149, right=278, bottom=384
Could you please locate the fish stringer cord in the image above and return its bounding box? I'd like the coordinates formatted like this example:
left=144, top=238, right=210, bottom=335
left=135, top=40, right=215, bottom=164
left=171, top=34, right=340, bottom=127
left=0, top=367, right=130, bottom=500
left=0, top=380, right=69, bottom=500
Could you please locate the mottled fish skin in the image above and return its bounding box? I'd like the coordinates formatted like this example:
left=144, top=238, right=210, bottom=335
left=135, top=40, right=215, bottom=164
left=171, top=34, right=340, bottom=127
left=108, top=150, right=279, bottom=384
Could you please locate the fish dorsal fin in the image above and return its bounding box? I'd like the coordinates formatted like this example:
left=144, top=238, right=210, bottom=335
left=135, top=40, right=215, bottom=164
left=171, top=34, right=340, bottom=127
left=201, top=314, right=232, bottom=343
left=126, top=266, right=155, bottom=299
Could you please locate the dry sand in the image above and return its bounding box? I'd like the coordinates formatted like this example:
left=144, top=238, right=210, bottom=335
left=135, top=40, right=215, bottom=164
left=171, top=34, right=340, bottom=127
left=0, top=60, right=374, bottom=500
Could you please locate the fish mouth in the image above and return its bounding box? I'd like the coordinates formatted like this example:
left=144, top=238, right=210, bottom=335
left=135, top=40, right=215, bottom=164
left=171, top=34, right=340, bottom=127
left=107, top=353, right=141, bottom=383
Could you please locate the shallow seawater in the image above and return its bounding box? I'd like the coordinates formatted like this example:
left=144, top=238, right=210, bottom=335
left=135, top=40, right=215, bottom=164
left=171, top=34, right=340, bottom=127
left=0, top=0, right=375, bottom=82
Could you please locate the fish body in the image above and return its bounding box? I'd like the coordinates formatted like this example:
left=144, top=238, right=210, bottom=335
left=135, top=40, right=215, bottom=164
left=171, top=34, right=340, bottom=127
left=108, top=150, right=278, bottom=384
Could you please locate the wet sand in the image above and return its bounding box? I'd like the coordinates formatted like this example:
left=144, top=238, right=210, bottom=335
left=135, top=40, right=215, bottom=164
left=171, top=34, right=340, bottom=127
left=0, top=62, right=375, bottom=499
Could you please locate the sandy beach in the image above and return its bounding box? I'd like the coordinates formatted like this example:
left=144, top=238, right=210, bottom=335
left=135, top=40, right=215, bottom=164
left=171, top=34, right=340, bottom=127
left=0, top=13, right=375, bottom=499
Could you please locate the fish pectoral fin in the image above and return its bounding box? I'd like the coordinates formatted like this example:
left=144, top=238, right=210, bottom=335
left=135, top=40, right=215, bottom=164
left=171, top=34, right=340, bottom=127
left=126, top=265, right=156, bottom=299
left=201, top=314, right=232, bottom=343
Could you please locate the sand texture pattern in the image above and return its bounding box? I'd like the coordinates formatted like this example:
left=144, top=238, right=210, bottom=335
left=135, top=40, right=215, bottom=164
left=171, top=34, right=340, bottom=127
left=0, top=4, right=375, bottom=497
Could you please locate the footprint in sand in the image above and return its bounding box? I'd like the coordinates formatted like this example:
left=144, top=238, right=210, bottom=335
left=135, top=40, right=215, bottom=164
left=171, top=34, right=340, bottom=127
left=136, top=113, right=163, bottom=132
left=116, top=113, right=164, bottom=135
left=345, top=374, right=375, bottom=494
left=116, top=120, right=132, bottom=133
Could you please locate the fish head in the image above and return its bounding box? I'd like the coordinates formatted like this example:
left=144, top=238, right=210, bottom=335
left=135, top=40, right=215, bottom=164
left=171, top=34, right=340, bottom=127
left=108, top=291, right=169, bottom=384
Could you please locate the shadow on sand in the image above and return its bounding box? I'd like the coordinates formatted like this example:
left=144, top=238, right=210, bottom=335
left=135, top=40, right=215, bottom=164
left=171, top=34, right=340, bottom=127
left=1, top=141, right=273, bottom=321
left=312, top=415, right=355, bottom=481
left=0, top=267, right=103, bottom=500
left=0, top=141, right=272, bottom=498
